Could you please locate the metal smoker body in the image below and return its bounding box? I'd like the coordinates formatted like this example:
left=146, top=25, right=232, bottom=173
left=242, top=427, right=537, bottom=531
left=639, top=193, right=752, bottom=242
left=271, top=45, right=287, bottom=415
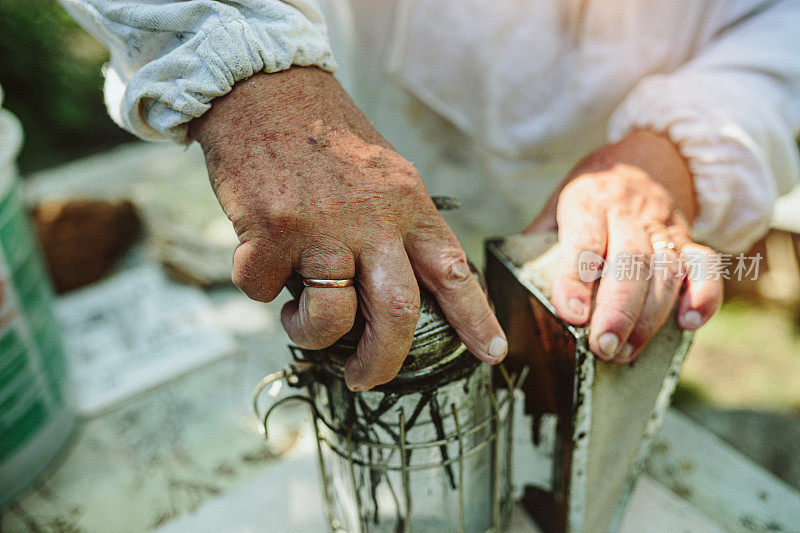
left=256, top=279, right=526, bottom=533
left=485, top=234, right=694, bottom=532
left=256, top=232, right=695, bottom=533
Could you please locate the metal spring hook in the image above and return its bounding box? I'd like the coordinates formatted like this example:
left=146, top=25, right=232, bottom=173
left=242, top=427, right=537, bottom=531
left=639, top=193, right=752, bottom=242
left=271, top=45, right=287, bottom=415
left=252, top=364, right=317, bottom=440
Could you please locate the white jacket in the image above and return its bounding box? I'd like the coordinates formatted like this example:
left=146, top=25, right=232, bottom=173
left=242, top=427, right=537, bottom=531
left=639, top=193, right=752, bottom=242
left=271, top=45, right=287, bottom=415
left=59, top=0, right=800, bottom=253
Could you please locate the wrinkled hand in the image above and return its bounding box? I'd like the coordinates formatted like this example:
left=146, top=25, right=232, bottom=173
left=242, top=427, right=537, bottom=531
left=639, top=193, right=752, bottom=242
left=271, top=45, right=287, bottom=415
left=190, top=67, right=507, bottom=390
left=526, top=130, right=723, bottom=363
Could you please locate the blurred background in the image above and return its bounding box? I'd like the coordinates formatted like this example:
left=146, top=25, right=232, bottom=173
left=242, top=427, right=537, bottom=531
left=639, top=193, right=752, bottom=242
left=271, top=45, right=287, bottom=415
left=1, top=1, right=799, bottom=530
left=0, top=0, right=133, bottom=173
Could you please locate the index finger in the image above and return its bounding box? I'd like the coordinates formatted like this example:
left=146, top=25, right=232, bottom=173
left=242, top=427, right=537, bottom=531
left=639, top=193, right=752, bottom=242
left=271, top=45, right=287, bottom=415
left=405, top=215, right=507, bottom=364
left=551, top=201, right=608, bottom=325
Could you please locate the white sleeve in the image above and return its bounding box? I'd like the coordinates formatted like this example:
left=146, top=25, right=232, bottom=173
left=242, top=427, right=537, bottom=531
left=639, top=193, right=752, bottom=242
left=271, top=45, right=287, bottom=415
left=608, top=0, right=800, bottom=253
left=58, top=0, right=336, bottom=143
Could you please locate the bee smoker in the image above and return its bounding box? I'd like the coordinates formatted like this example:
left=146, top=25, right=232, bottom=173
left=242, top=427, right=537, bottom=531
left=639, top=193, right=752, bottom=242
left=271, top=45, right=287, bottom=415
left=254, top=231, right=695, bottom=533
left=254, top=272, right=527, bottom=533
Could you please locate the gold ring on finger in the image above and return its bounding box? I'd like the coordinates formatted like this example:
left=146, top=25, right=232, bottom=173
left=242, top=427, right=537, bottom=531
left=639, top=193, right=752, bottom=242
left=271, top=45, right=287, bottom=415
left=302, top=278, right=355, bottom=288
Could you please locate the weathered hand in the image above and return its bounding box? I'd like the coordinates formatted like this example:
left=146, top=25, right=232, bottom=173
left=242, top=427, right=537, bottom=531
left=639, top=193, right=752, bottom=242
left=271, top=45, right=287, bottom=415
left=526, top=130, right=723, bottom=363
left=190, top=67, right=507, bottom=390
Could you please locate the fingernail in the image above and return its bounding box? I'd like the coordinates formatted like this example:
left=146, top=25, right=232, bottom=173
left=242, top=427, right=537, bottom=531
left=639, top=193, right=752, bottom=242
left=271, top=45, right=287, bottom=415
left=598, top=332, right=619, bottom=359
left=568, top=298, right=587, bottom=318
left=681, top=310, right=703, bottom=330
left=487, top=336, right=508, bottom=359
left=619, top=343, right=634, bottom=361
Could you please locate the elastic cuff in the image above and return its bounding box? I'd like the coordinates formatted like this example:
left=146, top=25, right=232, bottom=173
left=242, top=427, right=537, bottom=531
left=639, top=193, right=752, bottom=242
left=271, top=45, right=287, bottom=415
left=115, top=16, right=336, bottom=143
left=608, top=75, right=776, bottom=253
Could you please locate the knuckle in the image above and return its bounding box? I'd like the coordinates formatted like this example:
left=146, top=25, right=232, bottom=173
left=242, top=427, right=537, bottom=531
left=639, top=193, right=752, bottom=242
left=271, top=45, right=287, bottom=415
left=604, top=305, right=639, bottom=332
left=232, top=267, right=268, bottom=302
left=300, top=243, right=354, bottom=274
left=393, top=172, right=423, bottom=198
left=265, top=204, right=301, bottom=231
left=560, top=177, right=586, bottom=198
left=231, top=239, right=282, bottom=302
left=560, top=175, right=600, bottom=201
left=432, top=248, right=472, bottom=289
left=380, top=157, right=423, bottom=194
left=565, top=231, right=605, bottom=254
left=384, top=288, right=421, bottom=325
left=228, top=212, right=299, bottom=247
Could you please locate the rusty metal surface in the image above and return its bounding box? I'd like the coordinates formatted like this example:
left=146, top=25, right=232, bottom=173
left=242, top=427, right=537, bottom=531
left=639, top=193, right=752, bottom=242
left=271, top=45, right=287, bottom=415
left=485, top=238, right=588, bottom=532
left=485, top=234, right=694, bottom=533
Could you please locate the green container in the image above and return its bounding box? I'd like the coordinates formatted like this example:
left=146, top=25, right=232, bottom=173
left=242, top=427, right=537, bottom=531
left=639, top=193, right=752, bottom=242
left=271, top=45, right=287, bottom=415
left=0, top=97, right=75, bottom=505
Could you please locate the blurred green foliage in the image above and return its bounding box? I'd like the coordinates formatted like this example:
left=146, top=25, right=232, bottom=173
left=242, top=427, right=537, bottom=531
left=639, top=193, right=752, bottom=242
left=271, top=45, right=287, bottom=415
left=0, top=0, right=133, bottom=173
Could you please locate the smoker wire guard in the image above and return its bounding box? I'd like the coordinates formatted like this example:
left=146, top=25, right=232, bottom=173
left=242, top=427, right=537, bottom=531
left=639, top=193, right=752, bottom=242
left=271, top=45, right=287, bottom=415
left=250, top=223, right=696, bottom=532
left=253, top=348, right=529, bottom=532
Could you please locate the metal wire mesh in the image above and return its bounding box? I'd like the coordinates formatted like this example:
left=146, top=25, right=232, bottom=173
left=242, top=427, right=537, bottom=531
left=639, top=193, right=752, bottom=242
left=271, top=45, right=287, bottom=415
left=255, top=349, right=527, bottom=533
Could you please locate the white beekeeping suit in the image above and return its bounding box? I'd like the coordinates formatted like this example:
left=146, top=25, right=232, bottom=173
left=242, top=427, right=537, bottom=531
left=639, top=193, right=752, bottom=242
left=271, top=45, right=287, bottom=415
left=58, top=0, right=800, bottom=254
